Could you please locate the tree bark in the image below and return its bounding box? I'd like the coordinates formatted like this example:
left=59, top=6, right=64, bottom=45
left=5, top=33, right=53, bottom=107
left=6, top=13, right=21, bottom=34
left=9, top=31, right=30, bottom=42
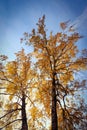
left=21, top=92, right=28, bottom=130
left=51, top=74, right=58, bottom=130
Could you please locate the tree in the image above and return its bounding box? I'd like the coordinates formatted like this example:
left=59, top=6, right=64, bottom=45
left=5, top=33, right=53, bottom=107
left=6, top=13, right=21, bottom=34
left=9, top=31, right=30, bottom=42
left=0, top=49, right=42, bottom=130
left=0, top=16, right=87, bottom=130
left=22, top=15, right=87, bottom=130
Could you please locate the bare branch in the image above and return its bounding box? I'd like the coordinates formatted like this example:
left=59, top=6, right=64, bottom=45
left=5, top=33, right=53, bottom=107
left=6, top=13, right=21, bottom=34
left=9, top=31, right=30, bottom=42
left=0, top=108, right=21, bottom=119
left=0, top=119, right=22, bottom=130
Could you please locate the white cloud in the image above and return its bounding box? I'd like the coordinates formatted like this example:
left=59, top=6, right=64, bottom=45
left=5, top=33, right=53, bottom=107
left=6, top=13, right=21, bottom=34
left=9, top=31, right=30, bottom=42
left=73, top=7, right=87, bottom=31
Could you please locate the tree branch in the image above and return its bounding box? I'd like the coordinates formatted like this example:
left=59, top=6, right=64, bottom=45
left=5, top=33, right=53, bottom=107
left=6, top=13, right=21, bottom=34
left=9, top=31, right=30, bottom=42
left=0, top=108, right=21, bottom=119
left=0, top=119, right=22, bottom=130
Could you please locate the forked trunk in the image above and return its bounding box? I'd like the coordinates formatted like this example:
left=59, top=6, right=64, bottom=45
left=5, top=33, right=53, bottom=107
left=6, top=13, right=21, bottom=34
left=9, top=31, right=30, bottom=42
left=21, top=93, right=28, bottom=130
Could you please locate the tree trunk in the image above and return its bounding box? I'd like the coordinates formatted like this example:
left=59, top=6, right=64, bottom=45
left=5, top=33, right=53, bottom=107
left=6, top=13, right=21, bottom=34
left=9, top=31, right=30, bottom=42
left=21, top=92, right=28, bottom=130
left=51, top=75, right=58, bottom=130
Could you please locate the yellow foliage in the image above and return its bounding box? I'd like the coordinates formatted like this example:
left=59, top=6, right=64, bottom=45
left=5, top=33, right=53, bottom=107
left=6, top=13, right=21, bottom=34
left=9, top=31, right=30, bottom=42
left=6, top=83, right=16, bottom=94
left=5, top=103, right=12, bottom=109
left=59, top=71, right=74, bottom=84
left=6, top=125, right=12, bottom=130
left=1, top=16, right=87, bottom=130
left=13, top=103, right=18, bottom=109
left=30, top=107, right=43, bottom=119
left=9, top=95, right=13, bottom=100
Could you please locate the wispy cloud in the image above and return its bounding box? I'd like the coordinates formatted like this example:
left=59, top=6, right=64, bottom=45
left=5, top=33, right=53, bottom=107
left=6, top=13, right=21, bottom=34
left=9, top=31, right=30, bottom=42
left=72, top=7, right=87, bottom=49
left=73, top=7, right=87, bottom=32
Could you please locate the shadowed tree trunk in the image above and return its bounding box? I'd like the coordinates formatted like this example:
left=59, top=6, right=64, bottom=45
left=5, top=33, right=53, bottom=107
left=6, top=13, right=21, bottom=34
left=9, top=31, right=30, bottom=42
left=21, top=92, right=28, bottom=130
left=51, top=73, right=58, bottom=130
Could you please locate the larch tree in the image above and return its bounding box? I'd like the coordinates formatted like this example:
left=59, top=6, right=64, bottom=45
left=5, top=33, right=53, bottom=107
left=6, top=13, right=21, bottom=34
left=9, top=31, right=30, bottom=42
left=22, top=16, right=87, bottom=130
left=0, top=49, right=44, bottom=130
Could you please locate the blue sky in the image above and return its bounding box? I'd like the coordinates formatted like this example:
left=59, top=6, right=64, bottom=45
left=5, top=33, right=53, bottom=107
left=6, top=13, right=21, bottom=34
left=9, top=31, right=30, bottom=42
left=0, top=0, right=87, bottom=60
